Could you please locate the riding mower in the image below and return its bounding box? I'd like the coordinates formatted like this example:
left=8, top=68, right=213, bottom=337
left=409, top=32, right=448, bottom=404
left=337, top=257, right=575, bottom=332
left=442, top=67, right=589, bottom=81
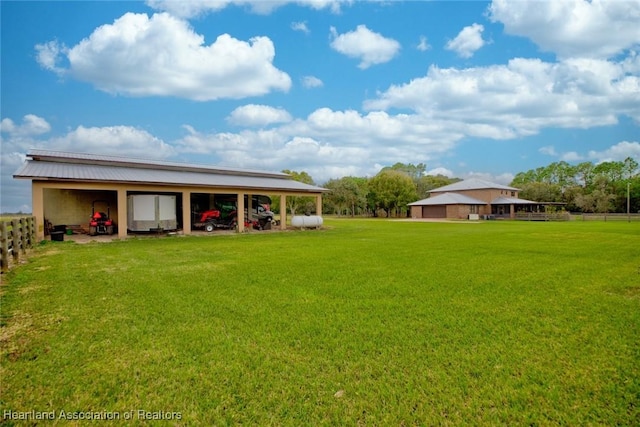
left=89, top=200, right=115, bottom=236
left=194, top=208, right=237, bottom=232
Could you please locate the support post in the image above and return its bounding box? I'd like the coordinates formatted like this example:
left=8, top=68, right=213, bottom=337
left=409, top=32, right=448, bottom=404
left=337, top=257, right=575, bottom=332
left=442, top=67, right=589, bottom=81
left=32, top=182, right=45, bottom=241
left=182, top=191, right=192, bottom=235
left=247, top=194, right=253, bottom=224
left=237, top=192, right=245, bottom=232
left=117, top=189, right=128, bottom=239
left=280, top=195, right=287, bottom=230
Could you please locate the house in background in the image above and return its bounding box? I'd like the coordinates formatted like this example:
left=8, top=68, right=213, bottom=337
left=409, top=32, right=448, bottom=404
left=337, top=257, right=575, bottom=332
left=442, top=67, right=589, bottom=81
left=409, top=178, right=545, bottom=220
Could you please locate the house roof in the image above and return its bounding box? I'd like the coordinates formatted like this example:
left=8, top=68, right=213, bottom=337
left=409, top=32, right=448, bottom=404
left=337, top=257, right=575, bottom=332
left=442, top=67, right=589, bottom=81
left=491, top=196, right=537, bottom=205
left=430, top=178, right=519, bottom=193
left=14, top=150, right=328, bottom=194
left=409, top=192, right=486, bottom=206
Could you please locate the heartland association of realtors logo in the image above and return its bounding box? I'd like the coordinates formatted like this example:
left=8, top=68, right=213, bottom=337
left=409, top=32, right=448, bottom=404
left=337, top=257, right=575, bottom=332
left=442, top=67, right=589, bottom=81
left=3, top=409, right=182, bottom=421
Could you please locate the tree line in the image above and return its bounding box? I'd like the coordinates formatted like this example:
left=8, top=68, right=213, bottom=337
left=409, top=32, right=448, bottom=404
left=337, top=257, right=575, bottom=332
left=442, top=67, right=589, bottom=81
left=511, top=157, right=639, bottom=213
left=278, top=163, right=460, bottom=217
left=277, top=157, right=639, bottom=217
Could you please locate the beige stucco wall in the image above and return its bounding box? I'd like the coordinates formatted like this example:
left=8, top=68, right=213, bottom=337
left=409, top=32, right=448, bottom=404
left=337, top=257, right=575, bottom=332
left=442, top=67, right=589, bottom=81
left=44, top=189, right=118, bottom=229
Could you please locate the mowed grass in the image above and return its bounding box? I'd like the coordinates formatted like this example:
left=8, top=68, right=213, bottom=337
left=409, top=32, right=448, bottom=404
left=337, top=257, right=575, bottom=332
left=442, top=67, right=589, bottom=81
left=1, top=219, right=639, bottom=425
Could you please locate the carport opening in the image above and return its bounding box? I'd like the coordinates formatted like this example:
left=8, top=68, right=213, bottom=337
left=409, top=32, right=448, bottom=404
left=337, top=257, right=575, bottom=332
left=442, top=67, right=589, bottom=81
left=126, top=191, right=183, bottom=233
left=191, top=193, right=241, bottom=232
left=191, top=193, right=275, bottom=232
left=43, top=188, right=117, bottom=234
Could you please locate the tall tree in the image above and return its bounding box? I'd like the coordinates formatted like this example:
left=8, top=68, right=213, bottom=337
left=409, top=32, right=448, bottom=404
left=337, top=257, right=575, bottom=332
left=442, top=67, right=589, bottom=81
left=575, top=175, right=615, bottom=213
left=368, top=170, right=417, bottom=217
left=324, top=176, right=369, bottom=216
left=593, top=160, right=626, bottom=183
left=575, top=162, right=595, bottom=188
left=519, top=182, right=562, bottom=202
left=512, top=158, right=639, bottom=213
left=382, top=162, right=427, bottom=181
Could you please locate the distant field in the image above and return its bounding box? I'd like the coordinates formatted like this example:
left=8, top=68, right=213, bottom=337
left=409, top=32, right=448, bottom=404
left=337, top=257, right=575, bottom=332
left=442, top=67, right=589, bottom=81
left=1, top=219, right=639, bottom=425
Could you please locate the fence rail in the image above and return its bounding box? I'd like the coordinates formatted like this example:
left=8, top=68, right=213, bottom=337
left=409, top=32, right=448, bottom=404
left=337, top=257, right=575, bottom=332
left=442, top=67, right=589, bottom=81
left=1, top=216, right=36, bottom=273
left=515, top=212, right=571, bottom=221
left=576, top=213, right=640, bottom=222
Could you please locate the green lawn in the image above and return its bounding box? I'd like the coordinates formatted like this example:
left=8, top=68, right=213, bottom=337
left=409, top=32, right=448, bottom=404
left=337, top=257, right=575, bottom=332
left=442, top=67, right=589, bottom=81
left=1, top=219, right=639, bottom=425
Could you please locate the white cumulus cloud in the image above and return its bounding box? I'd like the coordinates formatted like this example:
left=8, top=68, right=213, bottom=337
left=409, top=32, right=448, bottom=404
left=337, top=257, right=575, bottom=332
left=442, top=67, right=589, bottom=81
left=227, top=104, right=293, bottom=127
left=175, top=106, right=462, bottom=183
left=34, top=40, right=67, bottom=74
left=146, top=0, right=348, bottom=18
left=364, top=57, right=638, bottom=138
left=417, top=35, right=431, bottom=52
left=36, top=12, right=291, bottom=101
left=1, top=115, right=51, bottom=137
left=539, top=146, right=558, bottom=156
left=445, top=23, right=486, bottom=58
left=426, top=167, right=454, bottom=177
left=301, top=75, right=323, bottom=88
left=588, top=141, right=640, bottom=163
left=330, top=25, right=401, bottom=69
left=488, top=0, right=640, bottom=59
left=49, top=125, right=175, bottom=159
left=538, top=140, right=640, bottom=164
left=291, top=21, right=310, bottom=34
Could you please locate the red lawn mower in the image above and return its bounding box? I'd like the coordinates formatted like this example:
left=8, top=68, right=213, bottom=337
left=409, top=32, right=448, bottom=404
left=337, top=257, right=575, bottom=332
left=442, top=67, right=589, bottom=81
left=194, top=208, right=238, bottom=232
left=89, top=200, right=115, bottom=236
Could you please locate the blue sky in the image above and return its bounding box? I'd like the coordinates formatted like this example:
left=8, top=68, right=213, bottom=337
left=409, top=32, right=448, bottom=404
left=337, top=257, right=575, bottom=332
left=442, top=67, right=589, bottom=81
left=2, top=0, right=639, bottom=213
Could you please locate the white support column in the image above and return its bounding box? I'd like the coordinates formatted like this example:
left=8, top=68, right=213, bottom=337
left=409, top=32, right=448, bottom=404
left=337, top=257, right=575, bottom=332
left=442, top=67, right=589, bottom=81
left=280, top=194, right=287, bottom=230
left=182, top=191, right=191, bottom=235
left=32, top=182, right=45, bottom=241
left=117, top=188, right=128, bottom=239
left=237, top=192, right=245, bottom=232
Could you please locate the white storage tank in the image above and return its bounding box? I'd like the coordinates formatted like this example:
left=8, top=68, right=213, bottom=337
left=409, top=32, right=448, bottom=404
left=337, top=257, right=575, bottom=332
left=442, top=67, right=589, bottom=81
left=291, top=215, right=323, bottom=228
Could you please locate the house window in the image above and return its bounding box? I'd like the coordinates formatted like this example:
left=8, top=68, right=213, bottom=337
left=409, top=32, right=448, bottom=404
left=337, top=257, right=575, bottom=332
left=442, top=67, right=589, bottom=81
left=511, top=191, right=515, bottom=197
left=470, top=205, right=478, bottom=214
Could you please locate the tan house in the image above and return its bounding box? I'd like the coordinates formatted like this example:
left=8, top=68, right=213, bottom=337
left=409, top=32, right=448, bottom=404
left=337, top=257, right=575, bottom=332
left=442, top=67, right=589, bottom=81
left=409, top=178, right=540, bottom=220
left=13, top=150, right=328, bottom=240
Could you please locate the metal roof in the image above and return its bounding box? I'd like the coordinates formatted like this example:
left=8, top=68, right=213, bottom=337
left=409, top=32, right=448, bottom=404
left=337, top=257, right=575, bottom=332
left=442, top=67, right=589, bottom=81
left=430, top=178, right=519, bottom=193
left=14, top=150, right=328, bottom=193
left=409, top=192, right=486, bottom=206
left=24, top=149, right=290, bottom=178
left=491, top=196, right=537, bottom=205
